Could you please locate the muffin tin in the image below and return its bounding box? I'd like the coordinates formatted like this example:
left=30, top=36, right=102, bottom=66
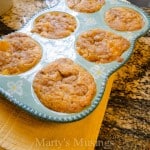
left=0, top=0, right=149, bottom=122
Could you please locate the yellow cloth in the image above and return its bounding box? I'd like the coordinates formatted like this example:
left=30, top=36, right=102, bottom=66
left=0, top=74, right=115, bottom=150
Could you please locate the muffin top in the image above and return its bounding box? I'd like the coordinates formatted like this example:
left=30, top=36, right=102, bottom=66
left=31, top=11, right=77, bottom=39
left=76, top=29, right=130, bottom=63
left=66, top=0, right=105, bottom=13
left=0, top=32, right=42, bottom=75
left=105, top=7, right=144, bottom=31
left=33, top=58, right=96, bottom=113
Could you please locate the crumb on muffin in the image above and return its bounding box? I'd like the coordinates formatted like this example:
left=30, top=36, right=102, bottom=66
left=76, top=29, right=130, bottom=63
left=105, top=7, right=144, bottom=31
left=66, top=0, right=105, bottom=13
left=0, top=32, right=42, bottom=75
left=31, top=11, right=77, bottom=39
left=33, top=58, right=96, bottom=113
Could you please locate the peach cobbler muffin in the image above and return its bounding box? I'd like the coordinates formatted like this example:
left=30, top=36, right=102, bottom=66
left=66, top=0, right=105, bottom=13
left=66, top=0, right=104, bottom=13
left=33, top=58, right=96, bottom=113
left=31, top=11, right=77, bottom=39
left=105, top=7, right=144, bottom=31
left=0, top=33, right=42, bottom=75
left=76, top=29, right=130, bottom=63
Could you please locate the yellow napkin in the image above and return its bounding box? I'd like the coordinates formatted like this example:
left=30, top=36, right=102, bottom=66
left=0, top=74, right=115, bottom=150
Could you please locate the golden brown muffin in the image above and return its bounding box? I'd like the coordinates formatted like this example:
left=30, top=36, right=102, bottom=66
left=105, top=7, right=144, bottom=31
left=33, top=58, right=96, bottom=113
left=66, top=0, right=105, bottom=13
left=31, top=11, right=77, bottom=39
left=76, top=29, right=130, bottom=63
left=0, top=32, right=42, bottom=75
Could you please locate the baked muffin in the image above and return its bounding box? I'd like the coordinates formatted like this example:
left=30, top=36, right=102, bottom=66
left=105, top=7, right=144, bottom=31
left=31, top=11, right=77, bottom=39
left=0, top=32, right=42, bottom=75
left=33, top=58, right=96, bottom=113
left=76, top=29, right=130, bottom=63
left=66, top=0, right=105, bottom=13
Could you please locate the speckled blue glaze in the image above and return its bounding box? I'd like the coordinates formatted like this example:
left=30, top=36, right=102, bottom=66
left=0, top=0, right=149, bottom=122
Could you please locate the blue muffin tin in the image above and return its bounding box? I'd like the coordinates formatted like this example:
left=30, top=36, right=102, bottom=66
left=0, top=0, right=149, bottom=122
